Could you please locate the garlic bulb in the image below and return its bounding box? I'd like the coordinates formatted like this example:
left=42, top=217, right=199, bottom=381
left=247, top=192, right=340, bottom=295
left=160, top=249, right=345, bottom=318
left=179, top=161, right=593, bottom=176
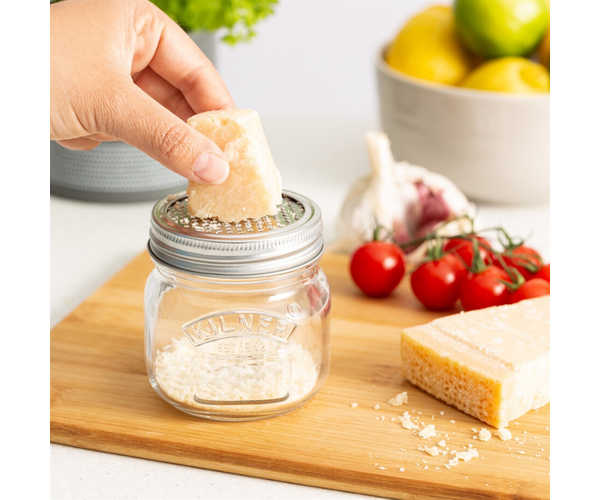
left=333, top=132, right=475, bottom=262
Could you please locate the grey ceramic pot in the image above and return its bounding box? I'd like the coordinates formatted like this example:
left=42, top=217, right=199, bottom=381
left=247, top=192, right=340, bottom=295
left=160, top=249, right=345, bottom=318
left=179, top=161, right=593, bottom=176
left=50, top=31, right=217, bottom=203
left=50, top=141, right=189, bottom=202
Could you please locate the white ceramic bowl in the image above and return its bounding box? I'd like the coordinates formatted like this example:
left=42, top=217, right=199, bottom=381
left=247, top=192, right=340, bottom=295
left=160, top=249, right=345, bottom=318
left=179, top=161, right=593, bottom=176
left=375, top=46, right=549, bottom=205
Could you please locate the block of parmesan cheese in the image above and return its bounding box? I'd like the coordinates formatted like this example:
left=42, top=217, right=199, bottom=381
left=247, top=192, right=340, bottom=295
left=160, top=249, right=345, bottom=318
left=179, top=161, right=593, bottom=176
left=186, top=109, right=282, bottom=221
left=400, top=296, right=549, bottom=428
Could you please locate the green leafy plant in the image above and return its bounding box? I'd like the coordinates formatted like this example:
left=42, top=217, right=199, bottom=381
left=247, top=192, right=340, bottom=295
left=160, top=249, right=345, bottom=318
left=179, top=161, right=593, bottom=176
left=149, top=0, right=278, bottom=44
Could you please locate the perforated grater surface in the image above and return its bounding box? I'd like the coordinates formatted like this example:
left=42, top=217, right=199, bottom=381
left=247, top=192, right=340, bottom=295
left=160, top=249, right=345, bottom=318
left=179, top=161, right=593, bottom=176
left=166, top=193, right=306, bottom=235
left=148, top=190, right=324, bottom=278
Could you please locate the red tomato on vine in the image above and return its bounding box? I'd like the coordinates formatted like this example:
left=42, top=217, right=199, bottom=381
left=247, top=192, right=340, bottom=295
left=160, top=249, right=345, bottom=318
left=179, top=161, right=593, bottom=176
left=509, top=278, right=550, bottom=304
left=532, top=263, right=550, bottom=283
left=411, top=252, right=466, bottom=311
left=459, top=266, right=511, bottom=311
left=350, top=241, right=406, bottom=298
left=493, top=245, right=543, bottom=281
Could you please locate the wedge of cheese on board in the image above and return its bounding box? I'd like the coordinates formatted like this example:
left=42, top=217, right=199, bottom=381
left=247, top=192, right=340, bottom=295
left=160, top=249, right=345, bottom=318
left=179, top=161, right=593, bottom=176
left=400, top=296, right=549, bottom=428
left=186, top=109, right=282, bottom=222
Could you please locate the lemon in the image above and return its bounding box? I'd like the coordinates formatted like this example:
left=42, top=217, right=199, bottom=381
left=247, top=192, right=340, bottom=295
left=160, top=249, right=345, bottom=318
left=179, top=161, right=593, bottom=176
left=454, top=0, right=549, bottom=58
left=385, top=5, right=477, bottom=85
left=460, top=57, right=550, bottom=93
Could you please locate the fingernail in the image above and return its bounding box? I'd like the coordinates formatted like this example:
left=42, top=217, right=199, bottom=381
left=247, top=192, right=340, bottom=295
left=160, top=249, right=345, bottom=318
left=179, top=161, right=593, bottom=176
left=192, top=153, right=229, bottom=184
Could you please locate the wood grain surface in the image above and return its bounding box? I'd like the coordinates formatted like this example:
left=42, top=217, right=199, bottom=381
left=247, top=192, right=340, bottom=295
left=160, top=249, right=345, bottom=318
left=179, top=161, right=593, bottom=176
left=50, top=252, right=550, bottom=500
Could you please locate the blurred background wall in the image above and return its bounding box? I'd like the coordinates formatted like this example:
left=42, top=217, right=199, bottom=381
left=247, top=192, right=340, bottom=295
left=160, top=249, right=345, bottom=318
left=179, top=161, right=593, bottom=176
left=216, top=0, right=431, bottom=117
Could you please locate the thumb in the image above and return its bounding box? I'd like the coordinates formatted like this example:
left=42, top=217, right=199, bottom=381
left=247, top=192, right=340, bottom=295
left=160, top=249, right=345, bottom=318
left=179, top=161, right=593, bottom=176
left=99, top=79, right=229, bottom=184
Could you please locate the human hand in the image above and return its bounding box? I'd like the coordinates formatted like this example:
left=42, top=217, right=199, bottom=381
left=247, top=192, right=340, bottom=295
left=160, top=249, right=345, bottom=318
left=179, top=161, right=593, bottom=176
left=50, top=0, right=235, bottom=184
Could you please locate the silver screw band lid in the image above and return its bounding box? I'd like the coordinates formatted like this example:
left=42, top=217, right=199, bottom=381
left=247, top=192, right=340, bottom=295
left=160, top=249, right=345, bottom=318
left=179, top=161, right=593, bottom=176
left=148, top=190, right=324, bottom=277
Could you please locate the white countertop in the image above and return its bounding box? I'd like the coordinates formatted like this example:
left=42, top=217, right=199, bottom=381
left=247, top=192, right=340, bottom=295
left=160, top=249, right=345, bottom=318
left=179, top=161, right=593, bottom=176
left=50, top=116, right=549, bottom=499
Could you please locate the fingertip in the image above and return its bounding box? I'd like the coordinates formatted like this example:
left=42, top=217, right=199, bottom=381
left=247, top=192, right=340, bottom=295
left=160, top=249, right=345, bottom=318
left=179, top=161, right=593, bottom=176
left=191, top=152, right=230, bottom=184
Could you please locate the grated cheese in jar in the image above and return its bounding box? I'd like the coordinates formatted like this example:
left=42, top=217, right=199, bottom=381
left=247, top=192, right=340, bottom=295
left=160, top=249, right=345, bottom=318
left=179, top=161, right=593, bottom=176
left=154, top=337, right=318, bottom=410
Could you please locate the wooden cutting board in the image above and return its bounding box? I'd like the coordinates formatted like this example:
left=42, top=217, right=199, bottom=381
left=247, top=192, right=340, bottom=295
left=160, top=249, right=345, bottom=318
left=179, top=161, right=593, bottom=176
left=50, top=252, right=550, bottom=500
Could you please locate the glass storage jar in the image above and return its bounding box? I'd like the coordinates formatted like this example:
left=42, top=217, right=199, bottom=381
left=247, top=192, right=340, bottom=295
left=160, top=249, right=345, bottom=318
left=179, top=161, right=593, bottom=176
left=144, top=191, right=331, bottom=421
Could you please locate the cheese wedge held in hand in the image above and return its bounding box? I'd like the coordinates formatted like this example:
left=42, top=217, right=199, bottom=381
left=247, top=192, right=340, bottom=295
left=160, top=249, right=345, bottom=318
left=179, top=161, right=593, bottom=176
left=400, top=296, right=550, bottom=428
left=186, top=109, right=283, bottom=221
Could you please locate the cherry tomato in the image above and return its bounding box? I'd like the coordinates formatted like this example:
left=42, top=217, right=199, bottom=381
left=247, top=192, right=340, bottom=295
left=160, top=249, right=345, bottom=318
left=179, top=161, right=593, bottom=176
left=443, top=235, right=493, bottom=268
left=509, top=278, right=550, bottom=304
left=493, top=245, right=543, bottom=281
left=459, top=266, right=511, bottom=311
left=532, top=263, right=550, bottom=283
left=350, top=242, right=406, bottom=297
left=411, top=254, right=467, bottom=311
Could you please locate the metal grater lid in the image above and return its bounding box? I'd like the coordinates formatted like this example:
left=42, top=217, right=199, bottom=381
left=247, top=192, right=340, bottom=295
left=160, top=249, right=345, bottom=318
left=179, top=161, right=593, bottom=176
left=148, top=190, right=324, bottom=277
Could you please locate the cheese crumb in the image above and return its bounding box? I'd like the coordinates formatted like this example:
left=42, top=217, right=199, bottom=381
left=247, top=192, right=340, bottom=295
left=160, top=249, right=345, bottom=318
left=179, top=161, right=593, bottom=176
left=374, top=404, right=380, bottom=410
left=424, top=446, right=439, bottom=456
left=449, top=420, right=455, bottom=424
left=350, top=403, right=358, bottom=408
left=446, top=448, right=479, bottom=467
left=479, top=429, right=492, bottom=442
left=399, top=468, right=405, bottom=472
left=517, top=451, right=525, bottom=455
left=455, top=449, right=478, bottom=462
left=438, top=440, right=446, bottom=447
left=398, top=412, right=417, bottom=431
left=440, top=411, right=444, bottom=415
left=401, top=418, right=417, bottom=430
left=388, top=392, right=408, bottom=407
left=496, top=428, right=512, bottom=441
left=418, top=424, right=436, bottom=439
